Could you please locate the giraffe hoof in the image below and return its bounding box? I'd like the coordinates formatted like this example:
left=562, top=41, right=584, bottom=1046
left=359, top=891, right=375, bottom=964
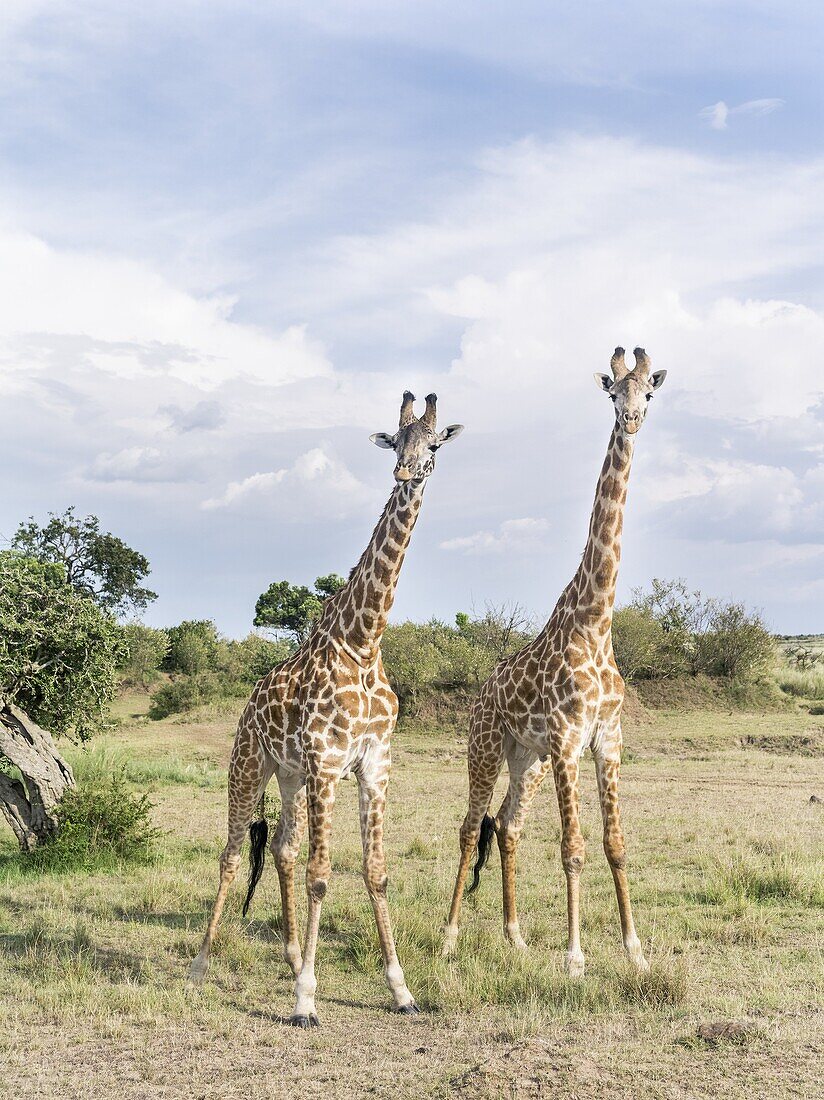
left=395, top=1002, right=420, bottom=1016
left=287, top=1013, right=320, bottom=1029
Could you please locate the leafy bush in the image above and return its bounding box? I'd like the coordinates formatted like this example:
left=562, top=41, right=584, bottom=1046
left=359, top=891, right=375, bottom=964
left=221, top=633, right=293, bottom=683
left=149, top=629, right=293, bottom=719
left=614, top=579, right=774, bottom=684
left=119, top=623, right=169, bottom=689
left=612, top=607, right=666, bottom=682
left=21, top=771, right=159, bottom=872
left=165, top=620, right=220, bottom=675
left=696, top=603, right=774, bottom=680
left=382, top=606, right=534, bottom=714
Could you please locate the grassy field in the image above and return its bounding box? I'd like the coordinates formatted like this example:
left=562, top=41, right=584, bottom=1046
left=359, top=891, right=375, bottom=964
left=1, top=692, right=822, bottom=1099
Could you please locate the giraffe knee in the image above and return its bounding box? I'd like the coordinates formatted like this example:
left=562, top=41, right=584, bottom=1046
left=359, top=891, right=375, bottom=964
left=604, top=832, right=626, bottom=870
left=219, top=850, right=242, bottom=878
left=561, top=836, right=586, bottom=876
left=496, top=819, right=520, bottom=856
left=363, top=863, right=388, bottom=897
left=271, top=837, right=298, bottom=874
left=459, top=820, right=480, bottom=852
left=306, top=858, right=331, bottom=901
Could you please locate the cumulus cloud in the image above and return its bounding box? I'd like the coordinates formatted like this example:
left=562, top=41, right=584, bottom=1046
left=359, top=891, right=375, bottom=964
left=88, top=446, right=184, bottom=484
left=201, top=446, right=370, bottom=517
left=441, top=517, right=549, bottom=555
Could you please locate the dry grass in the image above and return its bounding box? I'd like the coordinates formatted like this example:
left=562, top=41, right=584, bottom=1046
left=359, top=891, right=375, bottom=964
left=0, top=702, right=822, bottom=1098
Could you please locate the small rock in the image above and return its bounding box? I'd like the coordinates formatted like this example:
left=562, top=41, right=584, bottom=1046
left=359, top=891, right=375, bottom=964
left=810, top=794, right=823, bottom=804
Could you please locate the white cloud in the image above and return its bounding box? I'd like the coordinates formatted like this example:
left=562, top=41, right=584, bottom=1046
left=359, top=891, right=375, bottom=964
left=4, top=131, right=824, bottom=629
left=89, top=447, right=181, bottom=484
left=201, top=446, right=370, bottom=516
left=700, top=98, right=784, bottom=130
left=441, top=517, right=549, bottom=555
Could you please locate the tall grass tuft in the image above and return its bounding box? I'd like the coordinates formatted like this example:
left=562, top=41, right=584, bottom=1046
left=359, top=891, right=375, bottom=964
left=19, top=771, right=160, bottom=874
left=703, top=839, right=824, bottom=908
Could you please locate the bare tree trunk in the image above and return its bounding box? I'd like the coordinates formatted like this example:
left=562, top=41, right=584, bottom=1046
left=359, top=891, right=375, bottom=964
left=0, top=697, right=75, bottom=851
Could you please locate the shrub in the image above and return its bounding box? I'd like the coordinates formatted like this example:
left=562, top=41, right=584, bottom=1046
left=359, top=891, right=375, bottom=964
left=612, top=607, right=666, bottom=681
left=149, top=673, right=228, bottom=719
left=165, top=620, right=220, bottom=675
left=697, top=603, right=774, bottom=680
left=619, top=579, right=774, bottom=684
left=223, top=633, right=293, bottom=683
left=21, top=771, right=159, bottom=873
left=119, top=623, right=169, bottom=689
left=381, top=622, right=440, bottom=712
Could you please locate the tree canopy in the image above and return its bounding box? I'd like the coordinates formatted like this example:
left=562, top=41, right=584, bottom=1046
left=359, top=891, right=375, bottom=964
left=0, top=551, right=125, bottom=738
left=254, top=574, right=346, bottom=643
left=12, top=506, right=157, bottom=616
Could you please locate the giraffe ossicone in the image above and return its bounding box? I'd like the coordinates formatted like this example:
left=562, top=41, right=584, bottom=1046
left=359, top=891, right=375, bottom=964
left=187, top=390, right=464, bottom=1026
left=444, top=346, right=666, bottom=979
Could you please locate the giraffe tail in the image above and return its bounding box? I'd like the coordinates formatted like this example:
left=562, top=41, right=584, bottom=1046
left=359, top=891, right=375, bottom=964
left=467, top=814, right=496, bottom=894
left=242, top=818, right=269, bottom=917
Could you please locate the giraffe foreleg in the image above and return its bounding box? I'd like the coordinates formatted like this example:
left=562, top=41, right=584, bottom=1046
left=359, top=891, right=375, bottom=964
left=271, top=772, right=307, bottom=978
left=357, top=756, right=417, bottom=1013
left=594, top=728, right=648, bottom=971
left=187, top=725, right=270, bottom=987
left=288, top=769, right=337, bottom=1028
left=553, top=751, right=586, bottom=978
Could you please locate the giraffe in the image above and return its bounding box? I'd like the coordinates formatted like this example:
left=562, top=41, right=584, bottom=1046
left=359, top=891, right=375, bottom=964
left=187, top=391, right=464, bottom=1026
left=443, top=347, right=666, bottom=978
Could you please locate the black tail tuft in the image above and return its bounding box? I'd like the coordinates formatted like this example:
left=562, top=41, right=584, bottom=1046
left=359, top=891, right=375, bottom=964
left=467, top=814, right=496, bottom=894
left=242, top=818, right=269, bottom=917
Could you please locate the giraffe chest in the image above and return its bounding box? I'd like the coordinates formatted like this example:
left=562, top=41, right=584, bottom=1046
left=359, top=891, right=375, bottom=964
left=496, top=645, right=623, bottom=756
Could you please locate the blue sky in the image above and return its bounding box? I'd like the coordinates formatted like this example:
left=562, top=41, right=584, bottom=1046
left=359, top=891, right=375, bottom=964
left=1, top=2, right=823, bottom=635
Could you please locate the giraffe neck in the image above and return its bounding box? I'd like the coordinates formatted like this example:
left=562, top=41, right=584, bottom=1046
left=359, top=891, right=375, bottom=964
left=568, top=423, right=635, bottom=632
left=322, top=480, right=425, bottom=662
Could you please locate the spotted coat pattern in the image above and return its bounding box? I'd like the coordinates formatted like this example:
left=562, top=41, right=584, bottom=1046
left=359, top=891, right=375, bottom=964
left=188, top=392, right=463, bottom=1025
left=444, top=348, right=666, bottom=977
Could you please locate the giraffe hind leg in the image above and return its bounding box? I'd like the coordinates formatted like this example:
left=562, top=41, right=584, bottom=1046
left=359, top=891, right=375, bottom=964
left=187, top=726, right=271, bottom=987
left=443, top=709, right=505, bottom=956
left=270, top=771, right=307, bottom=977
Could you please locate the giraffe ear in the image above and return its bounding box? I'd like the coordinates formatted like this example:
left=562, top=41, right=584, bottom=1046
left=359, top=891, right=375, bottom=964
left=594, top=373, right=613, bottom=393
left=436, top=424, right=464, bottom=446
left=650, top=369, right=667, bottom=390
left=369, top=432, right=396, bottom=449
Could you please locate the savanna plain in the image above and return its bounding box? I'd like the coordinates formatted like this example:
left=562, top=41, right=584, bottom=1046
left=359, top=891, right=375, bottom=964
left=1, top=681, right=822, bottom=1100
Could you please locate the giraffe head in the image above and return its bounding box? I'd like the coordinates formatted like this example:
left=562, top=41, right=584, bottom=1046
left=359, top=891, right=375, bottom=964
left=594, top=347, right=667, bottom=435
left=370, top=391, right=464, bottom=483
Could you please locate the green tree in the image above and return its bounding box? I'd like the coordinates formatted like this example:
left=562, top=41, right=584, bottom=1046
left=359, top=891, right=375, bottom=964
left=12, top=506, right=157, bottom=616
left=0, top=552, right=125, bottom=850
left=254, top=574, right=345, bottom=643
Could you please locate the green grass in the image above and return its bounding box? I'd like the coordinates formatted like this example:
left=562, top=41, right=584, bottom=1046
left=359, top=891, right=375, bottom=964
left=0, top=701, right=822, bottom=1098
left=774, top=665, right=824, bottom=700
